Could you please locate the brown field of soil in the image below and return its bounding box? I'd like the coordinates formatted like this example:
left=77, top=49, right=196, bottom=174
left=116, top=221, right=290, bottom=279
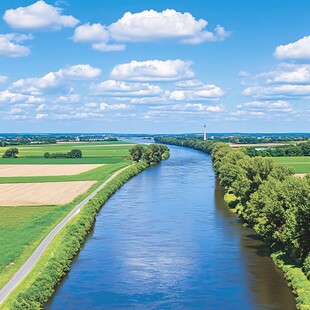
left=0, top=164, right=103, bottom=177
left=0, top=181, right=96, bottom=206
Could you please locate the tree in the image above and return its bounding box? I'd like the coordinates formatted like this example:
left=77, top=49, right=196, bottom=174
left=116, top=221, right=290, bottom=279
left=129, top=145, right=145, bottom=162
left=67, top=149, right=82, bottom=158
left=2, top=147, right=19, bottom=158
left=44, top=152, right=51, bottom=158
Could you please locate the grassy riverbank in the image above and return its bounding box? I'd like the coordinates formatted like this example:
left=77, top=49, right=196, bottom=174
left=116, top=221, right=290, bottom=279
left=1, top=162, right=148, bottom=309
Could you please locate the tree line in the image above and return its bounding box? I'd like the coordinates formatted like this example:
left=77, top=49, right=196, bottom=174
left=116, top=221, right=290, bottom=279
left=212, top=142, right=309, bottom=268
left=129, top=144, right=170, bottom=165
left=44, top=149, right=82, bottom=158
left=246, top=141, right=310, bottom=157
left=154, top=136, right=215, bottom=154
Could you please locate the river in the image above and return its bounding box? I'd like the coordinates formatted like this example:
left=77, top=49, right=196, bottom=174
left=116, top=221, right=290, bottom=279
left=46, top=145, right=296, bottom=310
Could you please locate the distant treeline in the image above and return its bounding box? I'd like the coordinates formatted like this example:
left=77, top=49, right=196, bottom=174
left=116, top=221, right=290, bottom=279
left=154, top=136, right=215, bottom=154
left=220, top=135, right=310, bottom=144
left=246, top=141, right=310, bottom=157
left=44, top=149, right=82, bottom=159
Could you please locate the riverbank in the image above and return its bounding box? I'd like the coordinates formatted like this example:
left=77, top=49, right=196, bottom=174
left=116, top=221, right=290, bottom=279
left=223, top=193, right=310, bottom=310
left=155, top=137, right=309, bottom=310
left=1, top=162, right=148, bottom=309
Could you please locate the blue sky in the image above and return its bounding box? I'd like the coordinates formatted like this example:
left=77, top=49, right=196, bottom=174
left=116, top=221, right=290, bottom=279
left=0, top=0, right=310, bottom=133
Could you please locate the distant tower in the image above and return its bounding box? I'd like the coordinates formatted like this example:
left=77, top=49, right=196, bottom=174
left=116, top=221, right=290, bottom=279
left=203, top=125, right=207, bottom=141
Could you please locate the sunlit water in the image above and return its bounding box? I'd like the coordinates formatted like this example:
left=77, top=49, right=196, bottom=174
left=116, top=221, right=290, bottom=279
left=46, top=145, right=295, bottom=310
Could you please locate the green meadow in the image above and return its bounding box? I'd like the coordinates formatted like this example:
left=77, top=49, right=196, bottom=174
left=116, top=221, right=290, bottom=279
left=273, top=156, right=310, bottom=173
left=0, top=142, right=134, bottom=289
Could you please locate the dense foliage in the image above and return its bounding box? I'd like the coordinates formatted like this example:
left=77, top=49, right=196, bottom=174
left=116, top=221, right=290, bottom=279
left=246, top=141, right=310, bottom=157
left=211, top=143, right=310, bottom=274
left=10, top=163, right=147, bottom=310
left=129, top=144, right=170, bottom=164
left=44, top=149, right=82, bottom=159
left=2, top=148, right=19, bottom=158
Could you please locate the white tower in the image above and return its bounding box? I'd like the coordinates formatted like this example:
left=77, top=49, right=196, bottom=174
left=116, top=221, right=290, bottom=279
left=203, top=125, right=207, bottom=141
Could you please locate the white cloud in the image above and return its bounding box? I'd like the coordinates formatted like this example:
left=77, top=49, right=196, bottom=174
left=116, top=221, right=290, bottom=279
left=72, top=23, right=125, bottom=52
left=100, top=102, right=132, bottom=110
left=274, top=36, right=310, bottom=60
left=73, top=23, right=108, bottom=42
left=91, top=42, right=125, bottom=52
left=109, top=9, right=229, bottom=44
left=0, top=33, right=31, bottom=57
left=170, top=85, right=224, bottom=101
left=175, top=80, right=204, bottom=88
left=11, top=64, right=100, bottom=95
left=11, top=71, right=65, bottom=95
left=90, top=80, right=163, bottom=97
left=264, top=64, right=310, bottom=84
left=3, top=0, right=79, bottom=31
left=61, top=64, right=101, bottom=80
left=243, top=100, right=290, bottom=108
left=242, top=84, right=310, bottom=99
left=174, top=103, right=223, bottom=112
left=111, top=59, right=194, bottom=81
left=0, top=75, right=8, bottom=83
left=0, top=90, right=29, bottom=103
left=55, top=94, right=81, bottom=103
left=35, top=113, right=48, bottom=119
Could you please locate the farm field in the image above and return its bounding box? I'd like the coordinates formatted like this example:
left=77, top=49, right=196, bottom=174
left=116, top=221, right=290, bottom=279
left=0, top=181, right=97, bottom=206
left=0, top=164, right=103, bottom=177
left=273, top=156, right=310, bottom=173
left=0, top=142, right=134, bottom=290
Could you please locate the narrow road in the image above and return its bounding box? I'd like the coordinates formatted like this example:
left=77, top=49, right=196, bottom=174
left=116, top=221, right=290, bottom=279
left=0, top=165, right=131, bottom=305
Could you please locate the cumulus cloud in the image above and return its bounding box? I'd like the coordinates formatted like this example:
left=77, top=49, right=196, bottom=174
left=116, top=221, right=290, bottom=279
left=61, top=64, right=101, bottom=80
left=3, top=0, right=79, bottom=31
left=274, top=36, right=310, bottom=60
left=109, top=9, right=230, bottom=44
left=72, top=9, right=229, bottom=52
left=111, top=59, right=194, bottom=81
left=0, top=90, right=42, bottom=104
left=11, top=64, right=101, bottom=95
left=90, top=80, right=163, bottom=97
left=263, top=64, right=310, bottom=84
left=242, top=84, right=310, bottom=99
left=0, top=33, right=31, bottom=57
left=72, top=23, right=125, bottom=52
left=169, top=85, right=224, bottom=101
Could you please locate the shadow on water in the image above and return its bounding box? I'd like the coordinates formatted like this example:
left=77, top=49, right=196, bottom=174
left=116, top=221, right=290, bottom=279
left=214, top=179, right=296, bottom=310
left=46, top=145, right=296, bottom=310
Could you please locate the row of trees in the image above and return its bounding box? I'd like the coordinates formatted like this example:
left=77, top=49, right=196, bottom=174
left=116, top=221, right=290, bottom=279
left=246, top=141, right=310, bottom=157
left=154, top=136, right=215, bottom=154
left=44, top=149, right=82, bottom=158
left=129, top=144, right=170, bottom=165
left=212, top=143, right=310, bottom=279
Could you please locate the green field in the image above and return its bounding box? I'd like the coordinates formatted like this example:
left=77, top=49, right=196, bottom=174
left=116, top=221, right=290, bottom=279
left=273, top=156, right=310, bottom=173
left=0, top=142, right=134, bottom=290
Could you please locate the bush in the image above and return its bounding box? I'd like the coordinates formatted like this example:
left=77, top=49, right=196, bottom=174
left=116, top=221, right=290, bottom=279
left=2, top=147, right=19, bottom=158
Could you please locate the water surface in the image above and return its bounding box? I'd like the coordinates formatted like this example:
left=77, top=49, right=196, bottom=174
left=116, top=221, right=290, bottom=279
left=46, top=145, right=295, bottom=310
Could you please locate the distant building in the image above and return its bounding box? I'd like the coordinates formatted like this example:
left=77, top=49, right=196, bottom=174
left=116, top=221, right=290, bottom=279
left=75, top=136, right=80, bottom=142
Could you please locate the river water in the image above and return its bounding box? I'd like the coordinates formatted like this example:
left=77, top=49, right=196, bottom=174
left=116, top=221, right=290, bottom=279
left=46, top=145, right=296, bottom=310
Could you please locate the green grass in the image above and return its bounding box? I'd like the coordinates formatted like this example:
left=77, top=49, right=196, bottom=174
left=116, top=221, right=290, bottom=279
left=0, top=142, right=135, bottom=291
left=0, top=205, right=72, bottom=289
left=273, top=157, right=310, bottom=173
left=0, top=142, right=132, bottom=159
